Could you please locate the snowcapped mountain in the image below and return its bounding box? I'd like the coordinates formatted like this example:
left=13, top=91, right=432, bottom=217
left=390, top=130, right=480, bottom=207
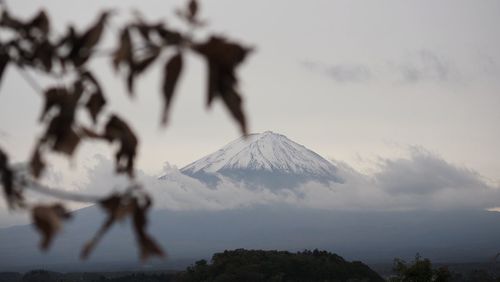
left=173, top=131, right=342, bottom=188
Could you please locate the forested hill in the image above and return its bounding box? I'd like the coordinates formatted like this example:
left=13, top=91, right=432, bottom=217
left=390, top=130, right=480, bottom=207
left=176, top=249, right=384, bottom=282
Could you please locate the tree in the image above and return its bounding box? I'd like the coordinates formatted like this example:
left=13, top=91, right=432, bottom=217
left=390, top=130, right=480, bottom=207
left=0, top=0, right=253, bottom=261
left=390, top=254, right=452, bottom=282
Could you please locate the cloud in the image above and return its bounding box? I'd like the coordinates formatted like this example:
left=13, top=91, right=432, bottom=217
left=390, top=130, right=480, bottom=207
left=477, top=55, right=500, bottom=77
left=301, top=60, right=372, bottom=83
left=392, top=50, right=456, bottom=83
left=374, top=147, right=488, bottom=195
left=2, top=147, right=499, bottom=227
left=302, top=50, right=468, bottom=85
left=78, top=148, right=500, bottom=213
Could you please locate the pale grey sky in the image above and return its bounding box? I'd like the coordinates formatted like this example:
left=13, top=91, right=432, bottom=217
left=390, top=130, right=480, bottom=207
left=0, top=0, right=499, bottom=185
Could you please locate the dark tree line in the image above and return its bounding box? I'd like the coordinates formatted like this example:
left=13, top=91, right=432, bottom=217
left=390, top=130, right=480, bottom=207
left=176, top=249, right=384, bottom=282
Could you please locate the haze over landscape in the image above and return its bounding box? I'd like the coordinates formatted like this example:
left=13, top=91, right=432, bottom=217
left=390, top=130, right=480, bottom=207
left=1, top=131, right=500, bottom=273
left=0, top=0, right=499, bottom=280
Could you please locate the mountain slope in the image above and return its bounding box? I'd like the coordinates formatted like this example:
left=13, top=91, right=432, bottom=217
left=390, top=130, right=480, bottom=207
left=175, top=131, right=342, bottom=188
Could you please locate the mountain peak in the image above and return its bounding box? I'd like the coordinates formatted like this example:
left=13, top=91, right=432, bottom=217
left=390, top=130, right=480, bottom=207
left=177, top=131, right=342, bottom=188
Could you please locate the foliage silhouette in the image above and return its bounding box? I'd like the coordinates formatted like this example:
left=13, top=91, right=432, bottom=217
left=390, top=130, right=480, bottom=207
left=176, top=249, right=384, bottom=282
left=389, top=254, right=452, bottom=282
left=0, top=0, right=252, bottom=261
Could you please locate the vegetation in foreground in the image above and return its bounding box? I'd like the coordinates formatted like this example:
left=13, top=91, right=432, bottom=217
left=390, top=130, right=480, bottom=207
left=388, top=254, right=500, bottom=282
left=177, top=249, right=383, bottom=282
left=1, top=249, right=500, bottom=282
left=0, top=249, right=382, bottom=282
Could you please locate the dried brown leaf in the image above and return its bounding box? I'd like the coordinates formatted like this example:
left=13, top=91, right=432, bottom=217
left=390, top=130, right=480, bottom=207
left=32, top=204, right=71, bottom=250
left=79, top=127, right=101, bottom=139
left=161, top=52, right=183, bottom=124
left=33, top=40, right=54, bottom=71
left=0, top=149, right=13, bottom=202
left=176, top=0, right=205, bottom=27
left=30, top=146, right=45, bottom=179
left=40, top=86, right=83, bottom=156
left=80, top=71, right=106, bottom=120
left=82, top=194, right=133, bottom=259
left=127, top=46, right=160, bottom=95
left=193, top=36, right=251, bottom=68
left=0, top=52, right=9, bottom=89
left=0, top=148, right=23, bottom=209
left=134, top=46, right=160, bottom=74
left=28, top=10, right=50, bottom=36
left=206, top=62, right=219, bottom=106
left=0, top=10, right=24, bottom=30
left=137, top=232, right=165, bottom=261
left=51, top=127, right=80, bottom=155
left=188, top=0, right=199, bottom=20
left=80, top=11, right=110, bottom=51
left=65, top=11, right=110, bottom=67
left=81, top=193, right=163, bottom=260
left=193, top=37, right=252, bottom=134
left=85, top=91, right=106, bottom=123
left=156, top=27, right=183, bottom=45
left=39, top=87, right=66, bottom=122
left=103, top=115, right=138, bottom=177
left=112, top=28, right=132, bottom=70
left=126, top=71, right=135, bottom=95
left=132, top=196, right=165, bottom=260
left=100, top=194, right=135, bottom=221
left=221, top=88, right=247, bottom=134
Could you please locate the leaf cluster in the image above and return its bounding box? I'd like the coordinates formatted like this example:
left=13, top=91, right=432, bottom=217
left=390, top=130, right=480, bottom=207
left=0, top=0, right=252, bottom=261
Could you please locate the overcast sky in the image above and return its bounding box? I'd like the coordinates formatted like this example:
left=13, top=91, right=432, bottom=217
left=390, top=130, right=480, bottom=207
left=0, top=0, right=499, bottom=188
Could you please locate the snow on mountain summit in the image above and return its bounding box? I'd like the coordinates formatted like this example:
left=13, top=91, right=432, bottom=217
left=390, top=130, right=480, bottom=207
left=179, top=131, right=342, bottom=188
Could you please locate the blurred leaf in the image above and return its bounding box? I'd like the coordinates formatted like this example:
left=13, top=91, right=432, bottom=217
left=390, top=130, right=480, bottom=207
left=127, top=46, right=161, bottom=95
left=51, top=127, right=80, bottom=155
left=40, top=87, right=82, bottom=155
left=0, top=52, right=9, bottom=89
left=32, top=204, right=71, bottom=250
left=220, top=86, right=247, bottom=135
left=65, top=11, right=111, bottom=67
left=0, top=10, right=24, bottom=30
left=0, top=149, right=14, bottom=205
left=100, top=194, right=135, bottom=221
left=134, top=46, right=160, bottom=74
left=32, top=40, right=54, bottom=71
left=81, top=71, right=106, bottom=123
left=132, top=195, right=165, bottom=260
left=161, top=52, right=183, bottom=124
left=81, top=194, right=135, bottom=259
left=80, top=11, right=110, bottom=50
left=39, top=87, right=68, bottom=122
left=29, top=145, right=45, bottom=179
left=85, top=92, right=106, bottom=124
left=176, top=0, right=205, bottom=27
left=28, top=10, right=50, bottom=36
left=82, top=193, right=163, bottom=261
left=156, top=27, right=183, bottom=45
left=79, top=127, right=101, bottom=139
left=193, top=36, right=251, bottom=69
left=188, top=0, right=199, bottom=20
left=103, top=115, right=138, bottom=177
left=193, top=36, right=252, bottom=134
left=112, top=28, right=132, bottom=71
